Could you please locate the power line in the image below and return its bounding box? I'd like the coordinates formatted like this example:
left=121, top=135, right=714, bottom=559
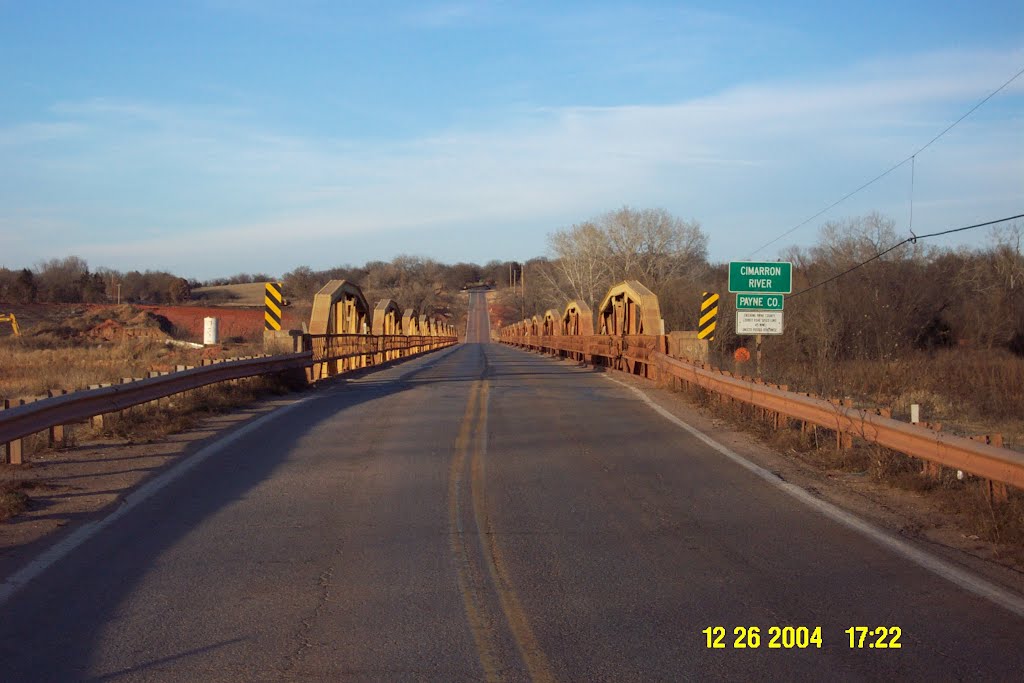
left=786, top=213, right=1024, bottom=300
left=748, top=63, right=1024, bottom=258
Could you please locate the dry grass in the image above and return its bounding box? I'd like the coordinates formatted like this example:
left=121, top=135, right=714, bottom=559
left=90, top=373, right=304, bottom=444
left=760, top=348, right=1024, bottom=449
left=1, top=312, right=291, bottom=468
left=0, top=335, right=265, bottom=399
left=0, top=479, right=37, bottom=522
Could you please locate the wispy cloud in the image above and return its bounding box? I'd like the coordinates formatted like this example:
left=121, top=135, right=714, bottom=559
left=2, top=48, right=1022, bottom=275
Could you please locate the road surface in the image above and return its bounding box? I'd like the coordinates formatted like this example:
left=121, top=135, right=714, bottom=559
left=0, top=290, right=1022, bottom=680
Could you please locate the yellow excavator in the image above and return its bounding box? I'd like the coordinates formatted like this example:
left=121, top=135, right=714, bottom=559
left=0, top=313, right=21, bottom=336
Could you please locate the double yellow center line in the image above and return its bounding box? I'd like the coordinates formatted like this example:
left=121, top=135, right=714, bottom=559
left=448, top=378, right=556, bottom=682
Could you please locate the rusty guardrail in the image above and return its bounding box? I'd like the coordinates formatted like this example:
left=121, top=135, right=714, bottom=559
left=651, top=351, right=1024, bottom=492
left=308, top=333, right=457, bottom=380
left=504, top=334, right=665, bottom=378
left=499, top=335, right=1024, bottom=499
left=310, top=334, right=454, bottom=363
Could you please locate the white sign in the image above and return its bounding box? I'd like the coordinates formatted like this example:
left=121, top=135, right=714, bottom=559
left=736, top=310, right=784, bottom=335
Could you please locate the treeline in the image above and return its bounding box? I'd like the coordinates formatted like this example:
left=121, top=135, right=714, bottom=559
left=0, top=256, right=192, bottom=305
left=8, top=211, right=1018, bottom=369
left=519, top=208, right=1024, bottom=364
left=509, top=206, right=711, bottom=331
left=753, top=214, right=1024, bottom=363
left=0, top=253, right=523, bottom=322
left=282, top=257, right=521, bottom=325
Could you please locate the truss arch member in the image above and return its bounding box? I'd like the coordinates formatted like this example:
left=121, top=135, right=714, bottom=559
left=596, top=280, right=666, bottom=376
left=372, top=299, right=404, bottom=361
left=309, top=280, right=371, bottom=377
left=560, top=300, right=594, bottom=361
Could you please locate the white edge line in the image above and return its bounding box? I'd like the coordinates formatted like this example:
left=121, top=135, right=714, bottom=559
left=603, top=374, right=1024, bottom=620
left=0, top=395, right=314, bottom=606
left=0, top=344, right=461, bottom=607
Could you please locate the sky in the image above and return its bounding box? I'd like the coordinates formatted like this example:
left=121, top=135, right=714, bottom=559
left=1, top=1, right=1022, bottom=279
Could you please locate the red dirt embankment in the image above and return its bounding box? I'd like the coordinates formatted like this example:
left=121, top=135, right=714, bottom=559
left=139, top=306, right=306, bottom=342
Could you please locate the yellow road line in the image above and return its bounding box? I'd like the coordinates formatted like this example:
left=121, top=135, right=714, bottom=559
left=470, top=380, right=557, bottom=683
left=449, top=380, right=504, bottom=682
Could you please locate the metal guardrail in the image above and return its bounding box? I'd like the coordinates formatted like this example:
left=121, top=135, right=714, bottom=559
left=651, top=351, right=1024, bottom=492
left=0, top=353, right=311, bottom=451
left=499, top=336, right=1024, bottom=498
left=1, top=333, right=458, bottom=465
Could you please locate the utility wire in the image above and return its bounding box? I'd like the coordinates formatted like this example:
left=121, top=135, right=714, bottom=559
left=786, top=213, right=1024, bottom=300
left=748, top=64, right=1024, bottom=258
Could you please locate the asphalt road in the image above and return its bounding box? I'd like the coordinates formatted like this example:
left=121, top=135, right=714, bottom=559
left=1, top=290, right=1022, bottom=681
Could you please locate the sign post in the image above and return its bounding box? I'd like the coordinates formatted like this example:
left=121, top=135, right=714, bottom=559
left=756, top=335, right=762, bottom=377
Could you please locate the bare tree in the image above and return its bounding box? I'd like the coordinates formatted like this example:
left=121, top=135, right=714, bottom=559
left=542, top=207, right=709, bottom=312
left=600, top=206, right=708, bottom=286
left=544, top=221, right=612, bottom=308
left=35, top=255, right=90, bottom=303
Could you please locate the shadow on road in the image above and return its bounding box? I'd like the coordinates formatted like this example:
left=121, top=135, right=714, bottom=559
left=0, top=343, right=474, bottom=681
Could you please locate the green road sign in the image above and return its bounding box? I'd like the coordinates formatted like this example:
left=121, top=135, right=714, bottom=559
left=729, top=261, right=792, bottom=294
left=735, top=293, right=784, bottom=310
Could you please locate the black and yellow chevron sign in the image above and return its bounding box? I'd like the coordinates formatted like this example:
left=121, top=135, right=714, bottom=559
left=698, top=291, right=718, bottom=340
left=264, top=282, right=284, bottom=331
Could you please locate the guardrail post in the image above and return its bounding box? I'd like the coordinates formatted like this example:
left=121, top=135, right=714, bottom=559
left=837, top=398, right=854, bottom=448
left=88, top=385, right=106, bottom=429
left=971, top=435, right=1009, bottom=504
left=3, top=399, right=25, bottom=464
left=120, top=378, right=135, bottom=420
left=921, top=422, right=943, bottom=479
left=46, top=390, right=68, bottom=446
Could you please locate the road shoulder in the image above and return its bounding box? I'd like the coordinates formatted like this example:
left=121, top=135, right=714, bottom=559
left=597, top=365, right=1024, bottom=601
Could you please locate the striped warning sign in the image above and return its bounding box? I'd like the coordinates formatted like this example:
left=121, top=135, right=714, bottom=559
left=264, top=282, right=283, bottom=331
left=698, top=291, right=718, bottom=340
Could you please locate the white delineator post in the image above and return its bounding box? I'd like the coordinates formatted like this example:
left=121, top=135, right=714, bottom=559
left=203, top=317, right=219, bottom=345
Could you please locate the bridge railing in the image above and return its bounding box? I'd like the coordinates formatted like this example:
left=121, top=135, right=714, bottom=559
left=504, top=333, right=666, bottom=379
left=307, top=333, right=457, bottom=380
left=309, top=333, right=453, bottom=364
left=498, top=280, right=1024, bottom=503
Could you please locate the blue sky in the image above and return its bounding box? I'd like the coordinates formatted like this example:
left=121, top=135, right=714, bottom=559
left=1, top=1, right=1022, bottom=279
